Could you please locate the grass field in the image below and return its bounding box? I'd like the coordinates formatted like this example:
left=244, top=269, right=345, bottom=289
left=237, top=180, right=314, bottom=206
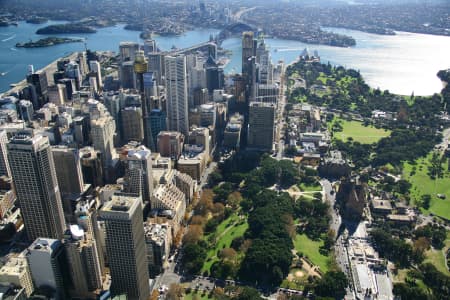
left=333, top=119, right=391, bottom=144
left=184, top=291, right=211, bottom=300
left=424, top=232, right=450, bottom=276
left=298, top=181, right=322, bottom=192
left=201, top=214, right=248, bottom=273
left=403, top=153, right=450, bottom=220
left=294, top=234, right=330, bottom=273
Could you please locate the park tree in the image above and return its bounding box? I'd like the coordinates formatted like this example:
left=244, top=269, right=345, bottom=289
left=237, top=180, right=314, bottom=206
left=220, top=248, right=237, bottom=260
left=182, top=243, right=207, bottom=274
left=428, top=151, right=444, bottom=179
left=165, top=283, right=184, bottom=300
left=314, top=271, right=348, bottom=299
left=183, top=225, right=203, bottom=245
left=227, top=191, right=243, bottom=209
left=195, top=190, right=214, bottom=216
left=420, top=194, right=431, bottom=210
left=233, top=287, right=263, bottom=300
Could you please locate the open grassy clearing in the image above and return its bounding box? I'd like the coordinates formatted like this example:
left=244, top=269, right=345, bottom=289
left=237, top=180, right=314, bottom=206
left=184, top=291, right=211, bottom=300
left=298, top=181, right=322, bottom=192
left=424, top=232, right=450, bottom=276
left=294, top=234, right=330, bottom=273
left=201, top=214, right=248, bottom=273
left=333, top=118, right=391, bottom=144
left=403, top=153, right=450, bottom=220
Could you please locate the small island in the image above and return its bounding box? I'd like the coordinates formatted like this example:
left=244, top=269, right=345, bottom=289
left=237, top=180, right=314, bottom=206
left=16, top=37, right=84, bottom=48
left=36, top=23, right=96, bottom=34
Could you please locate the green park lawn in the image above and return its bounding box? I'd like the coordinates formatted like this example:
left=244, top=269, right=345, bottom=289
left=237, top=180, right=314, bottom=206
left=184, top=291, right=211, bottom=300
left=201, top=214, right=248, bottom=273
left=424, top=232, right=450, bottom=276
left=294, top=234, right=330, bottom=273
left=333, top=119, right=391, bottom=144
left=298, top=181, right=322, bottom=192
left=403, top=153, right=450, bottom=220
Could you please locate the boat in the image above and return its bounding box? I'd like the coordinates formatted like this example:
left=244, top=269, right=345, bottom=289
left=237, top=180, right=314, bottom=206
left=0, top=72, right=6, bottom=76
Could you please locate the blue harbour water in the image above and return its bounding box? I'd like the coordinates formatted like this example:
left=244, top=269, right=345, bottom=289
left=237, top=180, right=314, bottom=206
left=1, top=21, right=450, bottom=95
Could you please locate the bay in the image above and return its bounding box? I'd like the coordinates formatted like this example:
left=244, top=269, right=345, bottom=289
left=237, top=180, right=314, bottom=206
left=1, top=22, right=449, bottom=96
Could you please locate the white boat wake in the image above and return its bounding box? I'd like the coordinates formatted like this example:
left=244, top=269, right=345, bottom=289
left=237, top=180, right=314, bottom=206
left=1, top=34, right=16, bottom=42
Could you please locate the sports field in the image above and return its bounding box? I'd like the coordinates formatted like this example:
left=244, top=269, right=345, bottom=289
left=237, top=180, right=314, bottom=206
left=334, top=119, right=391, bottom=144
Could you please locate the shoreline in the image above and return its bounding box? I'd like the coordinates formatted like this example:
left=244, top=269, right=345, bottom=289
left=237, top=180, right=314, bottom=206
left=1, top=52, right=78, bottom=97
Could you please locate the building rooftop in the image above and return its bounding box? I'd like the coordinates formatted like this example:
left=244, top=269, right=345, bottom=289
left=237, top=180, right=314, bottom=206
left=28, top=238, right=60, bottom=254
left=0, top=257, right=28, bottom=277
left=144, top=223, right=169, bottom=246
left=371, top=199, right=393, bottom=210
left=103, top=195, right=137, bottom=213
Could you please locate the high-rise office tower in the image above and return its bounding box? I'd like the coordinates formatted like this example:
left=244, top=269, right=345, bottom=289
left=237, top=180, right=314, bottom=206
left=99, top=194, right=150, bottom=300
left=57, top=78, right=76, bottom=100
left=143, top=72, right=158, bottom=109
left=143, top=39, right=157, bottom=56
left=26, top=238, right=67, bottom=299
left=89, top=60, right=103, bottom=88
left=247, top=102, right=275, bottom=151
left=165, top=55, right=189, bottom=136
left=255, top=36, right=273, bottom=85
left=150, top=109, right=167, bottom=147
left=120, top=61, right=136, bottom=89
left=242, top=32, right=256, bottom=91
left=119, top=42, right=139, bottom=63
left=65, top=62, right=82, bottom=89
left=51, top=146, right=87, bottom=222
left=7, top=133, right=66, bottom=241
left=205, top=56, right=224, bottom=94
left=121, top=106, right=144, bottom=143
left=134, top=50, right=155, bottom=151
left=90, top=115, right=116, bottom=176
left=18, top=100, right=34, bottom=124
left=0, top=130, right=11, bottom=178
left=26, top=70, right=48, bottom=109
left=79, top=147, right=104, bottom=188
left=148, top=52, right=165, bottom=85
left=123, top=146, right=153, bottom=204
left=63, top=225, right=103, bottom=299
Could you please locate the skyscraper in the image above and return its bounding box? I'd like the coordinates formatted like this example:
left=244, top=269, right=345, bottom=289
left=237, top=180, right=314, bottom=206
left=7, top=132, right=66, bottom=241
left=0, top=130, right=11, bottom=178
left=256, top=36, right=273, bottom=85
left=63, top=225, right=103, bottom=299
left=99, top=194, right=150, bottom=300
left=247, top=102, right=275, bottom=151
left=242, top=31, right=256, bottom=93
left=119, top=42, right=139, bottom=63
left=165, top=55, right=189, bottom=136
left=123, top=146, right=153, bottom=204
left=121, top=106, right=144, bottom=143
left=51, top=146, right=87, bottom=222
left=134, top=50, right=155, bottom=151
left=26, top=70, right=48, bottom=109
left=26, top=238, right=67, bottom=299
left=90, top=115, right=116, bottom=179
left=205, top=56, right=224, bottom=94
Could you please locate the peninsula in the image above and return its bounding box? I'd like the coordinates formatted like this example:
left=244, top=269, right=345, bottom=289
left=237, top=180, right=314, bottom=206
left=36, top=23, right=96, bottom=34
